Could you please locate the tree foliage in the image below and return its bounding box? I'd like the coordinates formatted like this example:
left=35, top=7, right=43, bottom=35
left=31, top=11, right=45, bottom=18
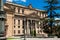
left=43, top=0, right=60, bottom=37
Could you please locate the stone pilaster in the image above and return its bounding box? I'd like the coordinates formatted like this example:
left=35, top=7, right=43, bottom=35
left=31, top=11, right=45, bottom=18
left=26, top=20, right=30, bottom=36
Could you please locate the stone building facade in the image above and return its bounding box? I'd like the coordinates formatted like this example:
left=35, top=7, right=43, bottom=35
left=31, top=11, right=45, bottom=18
left=4, top=2, right=48, bottom=38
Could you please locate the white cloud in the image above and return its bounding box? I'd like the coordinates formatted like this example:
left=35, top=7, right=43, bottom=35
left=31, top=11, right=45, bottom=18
left=6, top=0, right=13, bottom=2
left=21, top=0, right=26, bottom=2
left=6, top=0, right=26, bottom=3
left=55, top=18, right=60, bottom=20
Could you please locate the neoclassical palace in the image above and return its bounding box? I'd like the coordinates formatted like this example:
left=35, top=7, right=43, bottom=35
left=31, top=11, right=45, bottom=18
left=4, top=2, right=48, bottom=38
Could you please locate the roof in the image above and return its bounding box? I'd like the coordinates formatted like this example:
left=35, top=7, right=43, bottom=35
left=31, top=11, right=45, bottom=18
left=5, top=1, right=26, bottom=7
left=5, top=2, right=46, bottom=12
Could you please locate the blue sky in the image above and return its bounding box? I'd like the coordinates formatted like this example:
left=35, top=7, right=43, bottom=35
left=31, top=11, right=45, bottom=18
left=4, top=0, right=47, bottom=10
left=4, top=0, right=60, bottom=14
left=21, top=0, right=48, bottom=10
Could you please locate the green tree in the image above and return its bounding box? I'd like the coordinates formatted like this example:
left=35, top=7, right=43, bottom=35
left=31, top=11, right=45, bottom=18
left=43, top=0, right=60, bottom=37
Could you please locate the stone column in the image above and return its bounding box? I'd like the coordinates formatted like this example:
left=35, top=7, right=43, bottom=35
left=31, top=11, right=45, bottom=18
left=26, top=20, right=30, bottom=36
left=35, top=21, right=37, bottom=35
left=30, top=20, right=32, bottom=36
left=31, top=20, right=32, bottom=31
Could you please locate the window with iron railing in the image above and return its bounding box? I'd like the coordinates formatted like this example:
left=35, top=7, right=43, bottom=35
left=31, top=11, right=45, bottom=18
left=38, top=30, right=40, bottom=33
left=22, top=30, right=24, bottom=33
left=22, top=19, right=27, bottom=29
left=18, top=20, right=20, bottom=25
left=18, top=30, right=20, bottom=34
left=14, top=26, right=15, bottom=28
left=18, top=8, right=20, bottom=14
left=14, top=30, right=16, bottom=34
left=14, top=19, right=15, bottom=25
left=18, top=26, right=20, bottom=28
left=22, top=8, right=24, bottom=14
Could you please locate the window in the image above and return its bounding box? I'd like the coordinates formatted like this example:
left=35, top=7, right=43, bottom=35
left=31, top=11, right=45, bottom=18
left=32, top=20, right=35, bottom=29
left=37, top=26, right=39, bottom=29
left=22, top=26, right=24, bottom=29
left=13, top=7, right=16, bottom=12
left=14, top=19, right=15, bottom=25
left=22, top=8, right=24, bottom=14
left=22, top=20, right=25, bottom=29
left=22, top=19, right=27, bottom=29
left=22, top=30, right=24, bottom=33
left=32, top=20, right=35, bottom=26
left=18, top=8, right=20, bottom=13
left=18, top=26, right=20, bottom=28
left=18, top=30, right=20, bottom=34
left=28, top=20, right=31, bottom=29
left=40, top=30, right=42, bottom=33
left=38, top=30, right=40, bottom=33
left=18, top=20, right=20, bottom=25
left=14, top=26, right=15, bottom=28
left=14, top=30, right=16, bottom=34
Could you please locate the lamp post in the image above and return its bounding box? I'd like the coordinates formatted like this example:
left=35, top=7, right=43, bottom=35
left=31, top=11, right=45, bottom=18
left=0, top=0, right=6, bottom=40
left=0, top=0, right=4, bottom=11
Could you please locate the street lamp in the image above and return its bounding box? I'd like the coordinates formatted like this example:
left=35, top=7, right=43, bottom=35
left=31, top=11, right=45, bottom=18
left=0, top=0, right=6, bottom=40
left=0, top=0, right=4, bottom=11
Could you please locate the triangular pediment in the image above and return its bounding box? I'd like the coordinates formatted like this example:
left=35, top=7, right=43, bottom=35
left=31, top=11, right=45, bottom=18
left=4, top=6, right=9, bottom=10
left=4, top=3, right=16, bottom=12
left=26, top=12, right=40, bottom=18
